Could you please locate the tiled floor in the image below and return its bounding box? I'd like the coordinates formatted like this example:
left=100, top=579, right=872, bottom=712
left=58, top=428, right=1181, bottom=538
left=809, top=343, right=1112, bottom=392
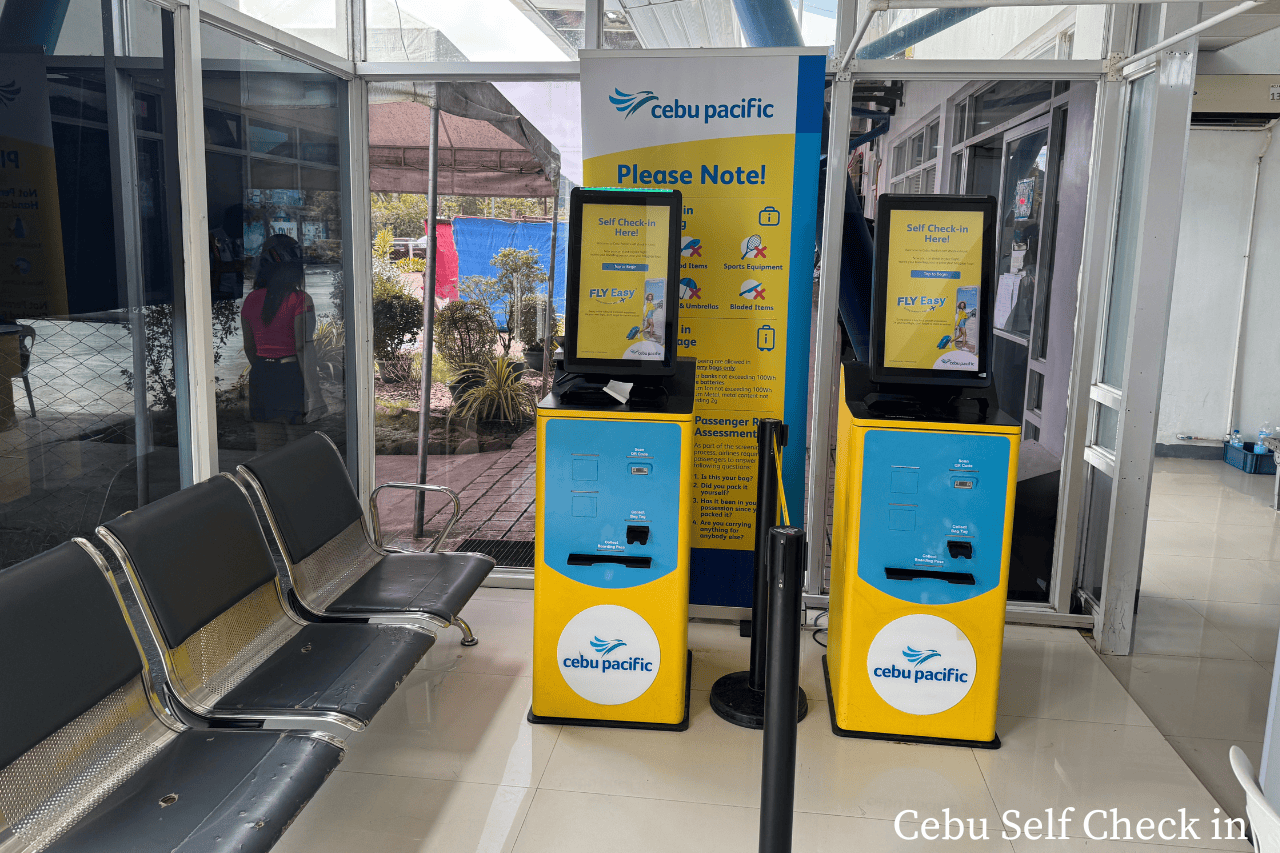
left=276, top=588, right=1247, bottom=853
left=374, top=429, right=538, bottom=549
left=1103, top=457, right=1280, bottom=823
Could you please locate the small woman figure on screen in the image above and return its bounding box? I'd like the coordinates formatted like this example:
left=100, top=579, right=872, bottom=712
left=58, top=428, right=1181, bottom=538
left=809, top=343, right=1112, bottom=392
left=953, top=300, right=970, bottom=351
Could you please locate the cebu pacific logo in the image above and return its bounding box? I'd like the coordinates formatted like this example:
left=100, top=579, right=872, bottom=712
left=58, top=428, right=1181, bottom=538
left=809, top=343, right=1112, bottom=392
left=902, top=646, right=941, bottom=666
left=589, top=636, right=627, bottom=656
left=610, top=88, right=658, bottom=118
left=866, top=614, right=977, bottom=715
left=608, top=87, right=775, bottom=124
left=558, top=605, right=661, bottom=705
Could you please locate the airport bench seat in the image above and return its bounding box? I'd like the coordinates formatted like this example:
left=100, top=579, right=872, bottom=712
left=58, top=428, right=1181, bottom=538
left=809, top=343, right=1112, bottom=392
left=238, top=432, right=495, bottom=645
left=0, top=540, right=343, bottom=853
left=97, top=474, right=435, bottom=735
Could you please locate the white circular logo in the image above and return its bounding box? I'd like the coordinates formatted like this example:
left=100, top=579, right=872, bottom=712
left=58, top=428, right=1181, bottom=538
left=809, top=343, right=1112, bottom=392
left=557, top=605, right=661, bottom=705
left=866, top=614, right=977, bottom=715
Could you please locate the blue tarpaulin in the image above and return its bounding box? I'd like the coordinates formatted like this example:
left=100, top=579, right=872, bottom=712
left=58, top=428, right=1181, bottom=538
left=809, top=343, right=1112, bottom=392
left=451, top=216, right=567, bottom=328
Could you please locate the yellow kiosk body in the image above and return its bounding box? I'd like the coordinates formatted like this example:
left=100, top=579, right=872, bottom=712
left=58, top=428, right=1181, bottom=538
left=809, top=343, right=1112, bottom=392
left=826, top=372, right=1020, bottom=747
left=531, top=364, right=695, bottom=729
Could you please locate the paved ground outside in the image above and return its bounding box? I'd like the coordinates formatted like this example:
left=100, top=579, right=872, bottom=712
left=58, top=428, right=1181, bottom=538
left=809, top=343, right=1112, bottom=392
left=373, top=427, right=536, bottom=552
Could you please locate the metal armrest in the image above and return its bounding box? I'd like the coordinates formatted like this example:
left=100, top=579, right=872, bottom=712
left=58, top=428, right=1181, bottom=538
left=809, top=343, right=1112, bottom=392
left=368, top=482, right=461, bottom=553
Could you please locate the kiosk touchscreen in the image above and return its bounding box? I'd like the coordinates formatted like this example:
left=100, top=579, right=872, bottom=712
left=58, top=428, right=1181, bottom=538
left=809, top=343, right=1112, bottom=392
left=563, top=187, right=682, bottom=378
left=868, top=194, right=996, bottom=388
left=826, top=193, right=1020, bottom=749
left=531, top=186, right=694, bottom=731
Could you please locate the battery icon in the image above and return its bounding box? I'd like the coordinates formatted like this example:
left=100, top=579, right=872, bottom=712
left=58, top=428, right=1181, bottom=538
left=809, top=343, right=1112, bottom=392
left=757, top=325, right=776, bottom=352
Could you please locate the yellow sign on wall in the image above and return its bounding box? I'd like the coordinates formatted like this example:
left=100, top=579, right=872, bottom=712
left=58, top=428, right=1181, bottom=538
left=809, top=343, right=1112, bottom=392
left=882, top=210, right=984, bottom=373
left=581, top=49, right=826, bottom=606
left=576, top=202, right=670, bottom=361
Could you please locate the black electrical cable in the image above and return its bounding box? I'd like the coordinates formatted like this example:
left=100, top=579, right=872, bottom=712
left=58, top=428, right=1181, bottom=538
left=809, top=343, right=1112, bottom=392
left=811, top=609, right=828, bottom=648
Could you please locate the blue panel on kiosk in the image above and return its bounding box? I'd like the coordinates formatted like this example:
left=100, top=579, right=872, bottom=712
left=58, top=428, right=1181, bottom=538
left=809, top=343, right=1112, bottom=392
left=545, top=418, right=683, bottom=589
left=857, top=429, right=1009, bottom=606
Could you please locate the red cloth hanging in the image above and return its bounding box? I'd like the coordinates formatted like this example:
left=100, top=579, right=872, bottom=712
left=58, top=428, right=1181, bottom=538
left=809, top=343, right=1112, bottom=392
left=429, top=221, right=458, bottom=300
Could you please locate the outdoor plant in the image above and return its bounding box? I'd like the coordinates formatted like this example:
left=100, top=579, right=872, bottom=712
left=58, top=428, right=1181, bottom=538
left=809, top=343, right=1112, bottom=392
left=457, top=249, right=548, bottom=358
left=122, top=300, right=239, bottom=410
left=519, top=294, right=547, bottom=350
left=312, top=318, right=344, bottom=381
left=371, top=228, right=425, bottom=361
left=434, top=299, right=498, bottom=374
left=451, top=356, right=535, bottom=424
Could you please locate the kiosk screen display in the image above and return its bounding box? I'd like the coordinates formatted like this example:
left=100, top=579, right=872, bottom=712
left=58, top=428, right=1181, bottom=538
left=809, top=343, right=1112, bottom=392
left=870, top=195, right=996, bottom=386
left=565, top=188, right=682, bottom=376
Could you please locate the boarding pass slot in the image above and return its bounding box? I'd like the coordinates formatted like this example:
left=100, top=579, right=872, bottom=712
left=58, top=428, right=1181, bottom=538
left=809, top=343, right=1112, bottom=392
left=567, top=553, right=652, bottom=569
left=885, top=567, right=976, bottom=585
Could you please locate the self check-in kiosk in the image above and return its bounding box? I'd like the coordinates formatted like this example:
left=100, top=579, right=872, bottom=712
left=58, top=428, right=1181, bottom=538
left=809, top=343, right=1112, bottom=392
left=825, top=194, right=1020, bottom=748
left=530, top=187, right=694, bottom=730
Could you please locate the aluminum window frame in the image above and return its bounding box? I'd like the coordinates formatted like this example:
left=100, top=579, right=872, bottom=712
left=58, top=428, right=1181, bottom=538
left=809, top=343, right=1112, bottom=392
left=115, top=0, right=1191, bottom=629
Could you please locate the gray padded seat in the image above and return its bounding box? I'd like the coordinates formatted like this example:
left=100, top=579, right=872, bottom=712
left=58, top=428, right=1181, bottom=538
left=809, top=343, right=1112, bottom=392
left=98, top=474, right=434, bottom=732
left=0, top=540, right=343, bottom=853
left=238, top=432, right=494, bottom=640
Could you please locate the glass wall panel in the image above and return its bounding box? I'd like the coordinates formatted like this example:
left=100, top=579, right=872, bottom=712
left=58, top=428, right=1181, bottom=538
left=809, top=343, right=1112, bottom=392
left=200, top=24, right=348, bottom=472
left=366, top=0, right=575, bottom=62
left=1100, top=73, right=1156, bottom=388
left=972, top=81, right=1053, bottom=135
left=1077, top=466, right=1114, bottom=606
left=995, top=127, right=1049, bottom=339
left=1094, top=402, right=1119, bottom=451
left=205, top=0, right=349, bottom=58
left=367, top=82, right=575, bottom=569
left=1, top=0, right=184, bottom=568
left=861, top=6, right=1106, bottom=61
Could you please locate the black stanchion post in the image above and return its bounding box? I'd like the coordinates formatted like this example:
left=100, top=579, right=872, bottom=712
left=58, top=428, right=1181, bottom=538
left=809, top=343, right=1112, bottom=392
left=710, top=420, right=807, bottom=729
left=759, top=526, right=805, bottom=853
left=748, top=419, right=786, bottom=691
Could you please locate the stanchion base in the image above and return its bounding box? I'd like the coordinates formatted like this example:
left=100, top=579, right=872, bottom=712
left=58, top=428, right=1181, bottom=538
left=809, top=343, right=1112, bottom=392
left=709, top=670, right=808, bottom=729
left=821, top=656, right=1000, bottom=749
left=527, top=651, right=692, bottom=732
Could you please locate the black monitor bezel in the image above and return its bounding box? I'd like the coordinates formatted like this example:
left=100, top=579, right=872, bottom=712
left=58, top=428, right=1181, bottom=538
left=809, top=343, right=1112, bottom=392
left=563, top=186, right=682, bottom=377
left=868, top=193, right=997, bottom=388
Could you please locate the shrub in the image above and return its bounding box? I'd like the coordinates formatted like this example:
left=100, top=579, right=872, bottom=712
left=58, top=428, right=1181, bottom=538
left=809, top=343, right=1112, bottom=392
left=452, top=356, right=535, bottom=423
left=435, top=299, right=497, bottom=374
left=372, top=287, right=424, bottom=361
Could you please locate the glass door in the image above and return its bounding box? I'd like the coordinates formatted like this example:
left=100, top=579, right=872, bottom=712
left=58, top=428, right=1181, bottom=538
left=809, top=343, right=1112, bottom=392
left=991, top=115, right=1051, bottom=423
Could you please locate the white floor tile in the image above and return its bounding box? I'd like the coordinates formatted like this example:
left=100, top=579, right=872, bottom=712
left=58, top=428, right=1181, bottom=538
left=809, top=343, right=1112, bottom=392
left=1004, top=625, right=1089, bottom=645
left=1186, top=599, right=1280, bottom=663
left=474, top=586, right=535, bottom=603
left=338, top=669, right=561, bottom=787
left=974, top=716, right=1246, bottom=850
left=538, top=687, right=1002, bottom=823
left=1101, top=654, right=1271, bottom=743
left=274, top=773, right=535, bottom=853
left=997, top=639, right=1152, bottom=727
left=1167, top=736, right=1262, bottom=823
left=421, top=596, right=534, bottom=676
left=1142, top=553, right=1280, bottom=605
left=1138, top=573, right=1179, bottom=600
left=1130, top=597, right=1251, bottom=660
left=512, top=788, right=1015, bottom=853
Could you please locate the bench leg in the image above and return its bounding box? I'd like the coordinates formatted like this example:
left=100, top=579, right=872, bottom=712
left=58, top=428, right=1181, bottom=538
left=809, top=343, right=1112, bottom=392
left=23, top=375, right=35, bottom=418
left=455, top=615, right=478, bottom=646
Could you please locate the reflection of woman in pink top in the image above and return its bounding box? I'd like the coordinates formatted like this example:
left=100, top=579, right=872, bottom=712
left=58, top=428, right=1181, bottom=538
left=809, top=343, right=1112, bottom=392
left=241, top=234, right=315, bottom=451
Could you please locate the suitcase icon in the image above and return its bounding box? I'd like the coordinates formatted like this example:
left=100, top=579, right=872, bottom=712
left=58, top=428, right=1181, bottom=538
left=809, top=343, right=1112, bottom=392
left=757, top=325, right=776, bottom=352
left=758, top=206, right=781, bottom=226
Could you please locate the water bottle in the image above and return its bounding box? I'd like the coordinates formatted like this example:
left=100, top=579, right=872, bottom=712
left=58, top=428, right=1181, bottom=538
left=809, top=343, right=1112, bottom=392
left=1257, top=423, right=1272, bottom=454
left=1232, top=430, right=1243, bottom=448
